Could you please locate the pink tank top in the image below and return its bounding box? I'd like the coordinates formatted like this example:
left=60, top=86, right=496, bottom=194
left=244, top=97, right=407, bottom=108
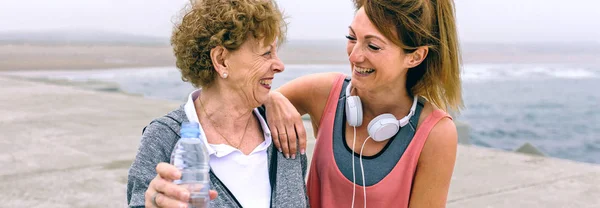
left=306, top=74, right=451, bottom=208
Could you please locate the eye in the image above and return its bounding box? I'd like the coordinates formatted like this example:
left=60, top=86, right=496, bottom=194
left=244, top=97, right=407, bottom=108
left=345, top=35, right=357, bottom=41
left=368, top=44, right=381, bottom=51
left=262, top=51, right=272, bottom=58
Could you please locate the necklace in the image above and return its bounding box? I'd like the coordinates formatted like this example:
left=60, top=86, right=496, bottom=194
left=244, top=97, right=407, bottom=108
left=198, top=97, right=252, bottom=149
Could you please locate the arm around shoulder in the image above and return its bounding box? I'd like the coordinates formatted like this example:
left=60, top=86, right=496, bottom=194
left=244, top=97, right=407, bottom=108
left=276, top=72, right=344, bottom=118
left=409, top=117, right=458, bottom=208
left=265, top=72, right=344, bottom=156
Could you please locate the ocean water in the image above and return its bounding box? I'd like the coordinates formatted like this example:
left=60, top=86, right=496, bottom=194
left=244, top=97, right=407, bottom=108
left=33, top=64, right=600, bottom=164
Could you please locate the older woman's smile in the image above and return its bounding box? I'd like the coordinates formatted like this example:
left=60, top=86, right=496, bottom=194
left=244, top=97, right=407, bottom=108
left=259, top=78, right=273, bottom=89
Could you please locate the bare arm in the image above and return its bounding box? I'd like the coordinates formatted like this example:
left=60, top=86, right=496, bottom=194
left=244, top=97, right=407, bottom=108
left=266, top=72, right=342, bottom=158
left=275, top=72, right=341, bottom=117
left=409, top=117, right=458, bottom=208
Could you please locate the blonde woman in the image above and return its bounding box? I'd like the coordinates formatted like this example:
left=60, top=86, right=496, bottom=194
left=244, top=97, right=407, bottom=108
left=267, top=0, right=462, bottom=207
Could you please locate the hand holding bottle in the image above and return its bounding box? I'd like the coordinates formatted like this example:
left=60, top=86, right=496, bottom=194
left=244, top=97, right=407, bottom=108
left=145, top=162, right=218, bottom=208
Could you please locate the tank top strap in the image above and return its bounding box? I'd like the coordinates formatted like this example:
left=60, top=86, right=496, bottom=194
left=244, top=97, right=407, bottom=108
left=317, top=73, right=348, bottom=127
left=406, top=109, right=452, bottom=159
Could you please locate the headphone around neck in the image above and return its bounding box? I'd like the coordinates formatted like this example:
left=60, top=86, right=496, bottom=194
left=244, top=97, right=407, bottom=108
left=345, top=82, right=418, bottom=142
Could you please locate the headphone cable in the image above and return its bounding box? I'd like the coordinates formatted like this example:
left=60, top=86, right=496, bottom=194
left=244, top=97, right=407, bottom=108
left=359, top=136, right=370, bottom=208
left=351, top=126, right=357, bottom=208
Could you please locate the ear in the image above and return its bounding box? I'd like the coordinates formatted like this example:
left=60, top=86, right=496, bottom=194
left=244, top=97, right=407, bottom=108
left=210, top=46, right=229, bottom=75
left=405, top=46, right=429, bottom=68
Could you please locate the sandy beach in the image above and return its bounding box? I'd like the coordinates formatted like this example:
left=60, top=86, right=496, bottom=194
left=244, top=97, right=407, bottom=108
left=0, top=44, right=175, bottom=71
left=3, top=42, right=600, bottom=72
left=0, top=43, right=349, bottom=72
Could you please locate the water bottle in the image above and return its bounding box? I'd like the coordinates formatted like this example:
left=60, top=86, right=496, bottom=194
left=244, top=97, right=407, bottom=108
left=171, top=122, right=210, bottom=208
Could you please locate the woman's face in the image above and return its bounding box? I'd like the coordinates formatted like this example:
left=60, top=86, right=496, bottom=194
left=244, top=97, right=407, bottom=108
left=346, top=7, right=409, bottom=93
left=223, top=37, right=284, bottom=107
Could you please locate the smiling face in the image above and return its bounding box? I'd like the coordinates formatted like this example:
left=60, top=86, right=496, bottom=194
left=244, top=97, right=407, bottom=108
left=223, top=36, right=284, bottom=107
left=346, top=7, right=413, bottom=94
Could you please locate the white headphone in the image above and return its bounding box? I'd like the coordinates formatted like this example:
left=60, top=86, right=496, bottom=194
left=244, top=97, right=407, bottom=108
left=345, top=82, right=418, bottom=142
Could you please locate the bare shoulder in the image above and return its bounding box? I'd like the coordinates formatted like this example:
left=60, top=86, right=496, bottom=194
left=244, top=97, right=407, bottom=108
left=410, top=103, right=458, bottom=207
left=420, top=103, right=458, bottom=163
left=427, top=116, right=458, bottom=151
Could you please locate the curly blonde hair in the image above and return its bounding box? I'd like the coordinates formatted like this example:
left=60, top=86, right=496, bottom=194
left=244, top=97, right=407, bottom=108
left=171, top=0, right=286, bottom=88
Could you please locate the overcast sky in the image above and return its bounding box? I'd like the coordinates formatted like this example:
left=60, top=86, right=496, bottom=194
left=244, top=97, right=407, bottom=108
left=0, top=0, right=598, bottom=43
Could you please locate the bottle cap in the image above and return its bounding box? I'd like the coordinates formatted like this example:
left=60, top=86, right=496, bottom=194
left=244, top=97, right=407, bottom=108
left=180, top=122, right=200, bottom=138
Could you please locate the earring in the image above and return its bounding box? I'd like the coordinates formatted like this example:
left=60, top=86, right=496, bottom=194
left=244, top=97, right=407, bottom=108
left=221, top=73, right=228, bottom=79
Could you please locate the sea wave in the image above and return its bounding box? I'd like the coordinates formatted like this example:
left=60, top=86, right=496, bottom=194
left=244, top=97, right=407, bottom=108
left=462, top=64, right=599, bottom=81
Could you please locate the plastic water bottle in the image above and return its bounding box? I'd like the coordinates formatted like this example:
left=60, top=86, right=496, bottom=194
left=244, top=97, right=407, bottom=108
left=171, top=122, right=210, bottom=208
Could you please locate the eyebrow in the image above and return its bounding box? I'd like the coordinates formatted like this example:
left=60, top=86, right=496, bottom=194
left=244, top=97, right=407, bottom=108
left=348, top=26, right=387, bottom=44
left=257, top=43, right=271, bottom=51
left=259, top=45, right=273, bottom=55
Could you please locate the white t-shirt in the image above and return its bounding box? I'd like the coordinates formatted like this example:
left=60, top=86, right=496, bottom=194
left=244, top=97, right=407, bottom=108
left=184, top=89, right=272, bottom=207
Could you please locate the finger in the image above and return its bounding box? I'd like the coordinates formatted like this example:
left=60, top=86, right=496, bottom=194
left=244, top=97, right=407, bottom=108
left=278, top=127, right=290, bottom=158
left=271, top=127, right=283, bottom=153
left=209, top=190, right=218, bottom=200
left=144, top=188, right=155, bottom=207
left=152, top=176, right=190, bottom=202
left=286, top=125, right=297, bottom=159
left=156, top=162, right=181, bottom=181
left=295, top=121, right=307, bottom=155
left=152, top=191, right=189, bottom=208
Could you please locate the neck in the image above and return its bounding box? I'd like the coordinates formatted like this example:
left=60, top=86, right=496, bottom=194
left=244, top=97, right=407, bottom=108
left=355, top=81, right=414, bottom=119
left=196, top=85, right=255, bottom=126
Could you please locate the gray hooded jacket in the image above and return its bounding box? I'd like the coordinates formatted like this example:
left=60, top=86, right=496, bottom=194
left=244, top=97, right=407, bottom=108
left=127, top=105, right=309, bottom=207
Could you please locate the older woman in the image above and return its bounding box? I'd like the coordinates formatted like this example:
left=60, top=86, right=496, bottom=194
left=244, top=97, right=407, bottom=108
left=126, top=0, right=308, bottom=207
left=267, top=0, right=461, bottom=207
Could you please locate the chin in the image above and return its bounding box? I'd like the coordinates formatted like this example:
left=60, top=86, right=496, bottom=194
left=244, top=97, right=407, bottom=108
left=254, top=94, right=269, bottom=107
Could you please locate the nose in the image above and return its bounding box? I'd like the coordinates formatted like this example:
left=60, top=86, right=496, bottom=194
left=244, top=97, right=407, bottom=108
left=272, top=55, right=285, bottom=73
left=348, top=43, right=364, bottom=64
